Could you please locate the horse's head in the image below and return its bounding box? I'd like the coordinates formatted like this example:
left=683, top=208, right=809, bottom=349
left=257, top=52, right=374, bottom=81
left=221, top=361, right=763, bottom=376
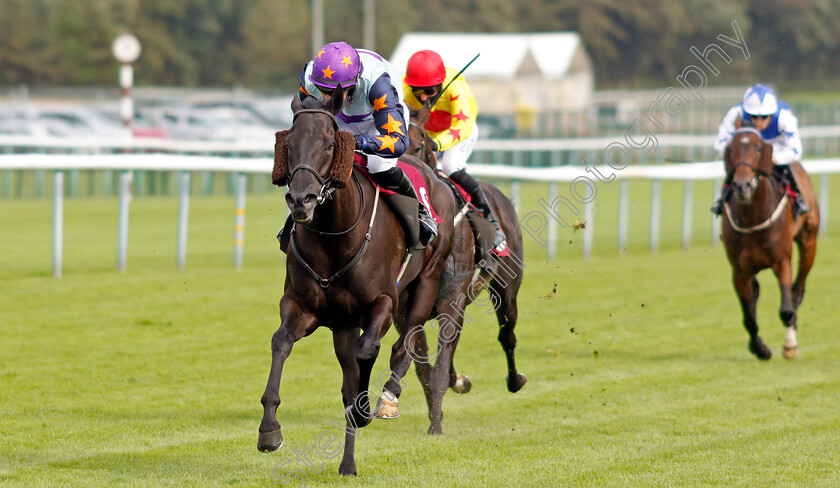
left=272, top=85, right=356, bottom=224
left=407, top=99, right=437, bottom=170
left=724, top=128, right=774, bottom=204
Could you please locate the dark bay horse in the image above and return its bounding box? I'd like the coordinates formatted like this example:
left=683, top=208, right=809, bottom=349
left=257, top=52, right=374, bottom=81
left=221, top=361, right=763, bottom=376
left=721, top=127, right=820, bottom=360
left=402, top=102, right=527, bottom=434
left=258, top=87, right=457, bottom=475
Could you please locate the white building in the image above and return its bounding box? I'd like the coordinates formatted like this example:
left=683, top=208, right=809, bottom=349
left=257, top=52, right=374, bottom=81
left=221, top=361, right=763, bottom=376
left=389, top=32, right=595, bottom=118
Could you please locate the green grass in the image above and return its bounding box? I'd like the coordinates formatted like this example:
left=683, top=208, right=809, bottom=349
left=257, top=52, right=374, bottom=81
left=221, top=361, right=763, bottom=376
left=1, top=181, right=840, bottom=487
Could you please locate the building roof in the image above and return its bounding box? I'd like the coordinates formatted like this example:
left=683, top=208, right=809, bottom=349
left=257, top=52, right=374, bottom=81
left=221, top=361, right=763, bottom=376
left=388, top=32, right=587, bottom=80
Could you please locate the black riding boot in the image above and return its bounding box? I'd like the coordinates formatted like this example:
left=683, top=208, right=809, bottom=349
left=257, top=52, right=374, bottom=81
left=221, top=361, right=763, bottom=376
left=373, top=166, right=438, bottom=246
left=450, top=170, right=506, bottom=249
left=710, top=184, right=733, bottom=216
left=779, top=165, right=810, bottom=216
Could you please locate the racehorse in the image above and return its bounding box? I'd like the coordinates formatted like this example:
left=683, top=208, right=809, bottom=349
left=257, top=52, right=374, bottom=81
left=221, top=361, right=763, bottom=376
left=257, top=86, right=457, bottom=475
left=403, top=101, right=527, bottom=434
left=721, top=127, right=820, bottom=360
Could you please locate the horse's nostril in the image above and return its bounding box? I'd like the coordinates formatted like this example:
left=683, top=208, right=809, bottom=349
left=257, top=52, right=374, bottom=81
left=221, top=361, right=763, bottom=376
left=303, top=194, right=318, bottom=206
left=285, top=194, right=294, bottom=206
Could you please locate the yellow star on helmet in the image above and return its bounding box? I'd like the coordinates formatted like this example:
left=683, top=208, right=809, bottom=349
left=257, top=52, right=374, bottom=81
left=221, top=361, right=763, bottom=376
left=372, top=94, right=388, bottom=111
left=316, top=49, right=325, bottom=59
left=376, top=134, right=399, bottom=153
left=381, top=114, right=404, bottom=136
left=321, top=65, right=335, bottom=80
left=341, top=55, right=353, bottom=67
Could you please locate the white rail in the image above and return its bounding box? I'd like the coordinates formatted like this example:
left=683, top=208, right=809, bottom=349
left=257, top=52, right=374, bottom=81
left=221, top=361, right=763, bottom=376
left=1, top=154, right=837, bottom=276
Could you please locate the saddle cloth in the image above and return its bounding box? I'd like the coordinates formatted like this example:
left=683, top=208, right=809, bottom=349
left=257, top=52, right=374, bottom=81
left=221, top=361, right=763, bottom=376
left=354, top=153, right=443, bottom=224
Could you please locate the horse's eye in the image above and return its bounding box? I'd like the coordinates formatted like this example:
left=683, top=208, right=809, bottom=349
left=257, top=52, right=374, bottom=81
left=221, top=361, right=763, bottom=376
left=327, top=142, right=335, bottom=150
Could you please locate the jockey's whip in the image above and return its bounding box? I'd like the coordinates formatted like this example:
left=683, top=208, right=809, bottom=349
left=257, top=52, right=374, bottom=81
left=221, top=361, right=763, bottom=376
left=429, top=53, right=480, bottom=107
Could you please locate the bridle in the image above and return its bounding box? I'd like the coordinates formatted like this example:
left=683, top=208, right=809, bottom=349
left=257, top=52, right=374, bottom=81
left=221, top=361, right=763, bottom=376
left=728, top=128, right=771, bottom=186
left=723, top=128, right=788, bottom=233
left=285, top=107, right=380, bottom=288
left=409, top=119, right=435, bottom=168
left=286, top=108, right=342, bottom=205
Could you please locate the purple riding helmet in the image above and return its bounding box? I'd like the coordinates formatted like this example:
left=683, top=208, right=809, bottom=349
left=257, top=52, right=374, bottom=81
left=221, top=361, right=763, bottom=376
left=309, top=41, right=362, bottom=90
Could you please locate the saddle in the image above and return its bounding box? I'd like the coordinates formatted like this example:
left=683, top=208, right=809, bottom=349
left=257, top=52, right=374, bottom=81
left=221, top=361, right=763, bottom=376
left=277, top=160, right=440, bottom=254
left=436, top=173, right=507, bottom=272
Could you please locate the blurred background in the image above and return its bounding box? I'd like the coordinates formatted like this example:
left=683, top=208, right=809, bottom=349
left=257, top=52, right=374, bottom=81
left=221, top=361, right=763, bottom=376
left=2, top=0, right=840, bottom=143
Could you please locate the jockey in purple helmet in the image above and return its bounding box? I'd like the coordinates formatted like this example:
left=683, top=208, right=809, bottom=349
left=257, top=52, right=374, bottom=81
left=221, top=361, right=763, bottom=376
left=711, top=83, right=809, bottom=216
left=298, top=41, right=437, bottom=245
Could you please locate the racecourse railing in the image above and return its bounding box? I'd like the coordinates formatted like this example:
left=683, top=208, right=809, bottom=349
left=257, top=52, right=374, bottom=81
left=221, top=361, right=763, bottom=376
left=1, top=150, right=838, bottom=277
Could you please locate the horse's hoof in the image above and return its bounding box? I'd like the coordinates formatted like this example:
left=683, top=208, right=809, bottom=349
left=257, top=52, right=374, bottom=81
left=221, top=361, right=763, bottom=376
left=257, top=428, right=283, bottom=452
left=338, top=460, right=357, bottom=476
left=506, top=373, right=528, bottom=393
left=372, top=395, right=400, bottom=419
left=783, top=345, right=799, bottom=359
left=451, top=374, right=472, bottom=394
left=748, top=340, right=772, bottom=360
left=427, top=424, right=443, bottom=435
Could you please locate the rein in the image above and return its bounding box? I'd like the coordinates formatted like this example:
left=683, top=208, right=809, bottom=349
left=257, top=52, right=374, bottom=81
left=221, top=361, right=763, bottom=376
left=289, top=171, right=381, bottom=288
left=723, top=194, right=789, bottom=234
left=409, top=120, right=437, bottom=170
left=724, top=127, right=788, bottom=233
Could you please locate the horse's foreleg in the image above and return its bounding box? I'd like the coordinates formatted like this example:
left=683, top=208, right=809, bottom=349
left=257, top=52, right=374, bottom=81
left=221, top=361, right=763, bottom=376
left=258, top=300, right=318, bottom=452
left=490, top=277, right=527, bottom=393
left=772, top=259, right=799, bottom=359
left=354, top=295, right=393, bottom=424
left=733, top=272, right=771, bottom=360
left=378, top=278, right=439, bottom=420
left=332, top=329, right=360, bottom=476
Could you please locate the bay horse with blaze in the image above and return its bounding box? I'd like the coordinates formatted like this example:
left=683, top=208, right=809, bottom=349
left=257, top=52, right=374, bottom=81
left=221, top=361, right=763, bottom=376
left=721, top=127, right=819, bottom=360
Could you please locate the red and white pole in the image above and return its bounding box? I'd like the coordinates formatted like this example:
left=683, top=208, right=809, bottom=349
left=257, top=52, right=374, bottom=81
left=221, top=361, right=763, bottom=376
left=119, top=62, right=133, bottom=138
left=112, top=35, right=141, bottom=271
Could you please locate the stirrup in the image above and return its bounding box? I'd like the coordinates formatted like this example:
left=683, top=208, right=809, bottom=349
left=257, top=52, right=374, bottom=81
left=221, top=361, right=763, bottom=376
left=419, top=214, right=438, bottom=246
left=793, top=195, right=810, bottom=216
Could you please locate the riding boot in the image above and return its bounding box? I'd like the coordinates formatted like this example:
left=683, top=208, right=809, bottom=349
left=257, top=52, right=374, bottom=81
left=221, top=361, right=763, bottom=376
left=710, top=184, right=733, bottom=216
left=373, top=166, right=438, bottom=246
left=450, top=170, right=506, bottom=250
left=780, top=164, right=810, bottom=216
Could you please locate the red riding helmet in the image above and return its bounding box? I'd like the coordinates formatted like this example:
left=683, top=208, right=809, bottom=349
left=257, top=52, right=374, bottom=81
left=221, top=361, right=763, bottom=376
left=405, top=50, right=445, bottom=87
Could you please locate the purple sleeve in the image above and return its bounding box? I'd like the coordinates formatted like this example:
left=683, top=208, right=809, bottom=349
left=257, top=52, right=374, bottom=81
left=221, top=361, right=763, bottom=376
left=353, top=73, right=408, bottom=158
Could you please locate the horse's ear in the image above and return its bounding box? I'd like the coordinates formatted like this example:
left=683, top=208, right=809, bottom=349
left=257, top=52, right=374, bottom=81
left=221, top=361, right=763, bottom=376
left=291, top=94, right=302, bottom=114
left=759, top=142, right=774, bottom=174
left=734, top=117, right=743, bottom=129
left=272, top=130, right=291, bottom=186
left=330, top=84, right=346, bottom=114
left=329, top=130, right=356, bottom=187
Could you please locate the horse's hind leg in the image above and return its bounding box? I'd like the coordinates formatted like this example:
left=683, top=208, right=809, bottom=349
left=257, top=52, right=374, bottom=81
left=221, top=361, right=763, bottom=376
left=490, top=273, right=527, bottom=392
left=771, top=258, right=799, bottom=359
left=792, top=230, right=817, bottom=310
left=733, top=272, right=771, bottom=360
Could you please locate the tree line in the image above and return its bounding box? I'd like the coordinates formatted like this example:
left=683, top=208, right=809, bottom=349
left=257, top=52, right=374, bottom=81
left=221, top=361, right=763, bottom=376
left=2, top=0, right=839, bottom=92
